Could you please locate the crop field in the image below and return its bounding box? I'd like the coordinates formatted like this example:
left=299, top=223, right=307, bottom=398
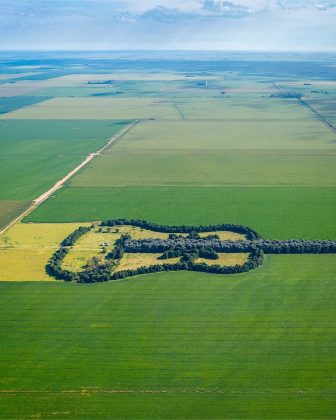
left=1, top=53, right=336, bottom=418
left=0, top=97, right=180, bottom=120
left=1, top=255, right=336, bottom=418
left=26, top=186, right=336, bottom=239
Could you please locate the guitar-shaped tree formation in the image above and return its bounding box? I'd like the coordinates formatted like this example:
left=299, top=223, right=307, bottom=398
left=47, top=219, right=336, bottom=283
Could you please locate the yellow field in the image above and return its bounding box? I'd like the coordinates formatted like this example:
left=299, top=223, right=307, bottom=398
left=0, top=223, right=89, bottom=281
left=0, top=97, right=179, bottom=120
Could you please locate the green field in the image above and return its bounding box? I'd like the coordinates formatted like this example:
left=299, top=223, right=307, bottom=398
left=1, top=255, right=336, bottom=418
left=25, top=186, right=336, bottom=240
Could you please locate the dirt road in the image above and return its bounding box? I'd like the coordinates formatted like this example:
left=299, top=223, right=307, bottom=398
left=0, top=120, right=138, bottom=236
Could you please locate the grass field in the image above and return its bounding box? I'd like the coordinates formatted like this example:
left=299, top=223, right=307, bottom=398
left=0, top=97, right=179, bottom=120
left=25, top=186, right=336, bottom=239
left=1, top=255, right=336, bottom=418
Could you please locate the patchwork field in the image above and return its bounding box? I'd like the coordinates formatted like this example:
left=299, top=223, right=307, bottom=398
left=1, top=53, right=336, bottom=418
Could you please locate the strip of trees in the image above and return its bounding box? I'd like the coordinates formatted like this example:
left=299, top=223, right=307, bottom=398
left=124, top=238, right=336, bottom=254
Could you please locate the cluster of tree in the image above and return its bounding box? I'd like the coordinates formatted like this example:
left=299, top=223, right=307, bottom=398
left=61, top=226, right=91, bottom=247
left=159, top=245, right=219, bottom=261
left=77, top=257, right=117, bottom=283
left=124, top=238, right=336, bottom=255
left=106, top=234, right=130, bottom=260
left=100, top=219, right=260, bottom=240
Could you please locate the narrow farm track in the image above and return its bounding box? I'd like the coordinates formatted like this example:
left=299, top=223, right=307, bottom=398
left=0, top=120, right=138, bottom=236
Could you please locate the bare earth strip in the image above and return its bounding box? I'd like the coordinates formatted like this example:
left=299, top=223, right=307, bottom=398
left=0, top=121, right=138, bottom=236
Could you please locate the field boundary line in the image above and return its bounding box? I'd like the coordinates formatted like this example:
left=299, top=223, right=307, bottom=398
left=272, top=82, right=336, bottom=135
left=0, top=120, right=138, bottom=236
left=171, top=99, right=185, bottom=120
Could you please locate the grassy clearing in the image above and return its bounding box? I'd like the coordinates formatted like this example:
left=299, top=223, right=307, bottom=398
left=0, top=200, right=31, bottom=231
left=0, top=120, right=126, bottom=200
left=1, top=97, right=179, bottom=120
left=1, top=255, right=336, bottom=418
left=196, top=253, right=248, bottom=266
left=115, top=253, right=181, bottom=272
left=24, top=186, right=336, bottom=240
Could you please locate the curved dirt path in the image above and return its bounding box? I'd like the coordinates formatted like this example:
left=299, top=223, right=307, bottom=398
left=0, top=120, right=138, bottom=236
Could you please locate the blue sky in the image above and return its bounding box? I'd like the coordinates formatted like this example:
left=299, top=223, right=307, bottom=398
left=1, top=0, right=336, bottom=51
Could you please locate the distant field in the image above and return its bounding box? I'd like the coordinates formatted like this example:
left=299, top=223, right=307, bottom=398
left=1, top=255, right=336, bottom=418
left=175, top=97, right=315, bottom=120
left=0, top=120, right=126, bottom=200
left=0, top=96, right=50, bottom=114
left=0, top=97, right=179, bottom=120
left=25, top=186, right=336, bottom=239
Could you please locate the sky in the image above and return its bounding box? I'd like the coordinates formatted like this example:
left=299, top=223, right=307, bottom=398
left=0, top=0, right=336, bottom=51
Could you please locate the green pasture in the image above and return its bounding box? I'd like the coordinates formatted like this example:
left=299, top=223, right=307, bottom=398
left=1, top=255, right=336, bottom=418
left=25, top=186, right=336, bottom=239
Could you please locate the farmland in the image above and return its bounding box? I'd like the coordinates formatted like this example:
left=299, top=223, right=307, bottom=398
left=1, top=255, right=336, bottom=418
left=0, top=119, right=127, bottom=228
left=0, top=52, right=336, bottom=418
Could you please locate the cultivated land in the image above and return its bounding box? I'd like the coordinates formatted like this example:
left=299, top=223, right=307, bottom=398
left=1, top=52, right=336, bottom=418
left=1, top=255, right=336, bottom=418
left=0, top=97, right=180, bottom=120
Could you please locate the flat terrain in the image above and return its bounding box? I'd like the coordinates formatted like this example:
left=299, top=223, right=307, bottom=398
left=1, top=53, right=336, bottom=418
left=1, top=255, right=336, bottom=418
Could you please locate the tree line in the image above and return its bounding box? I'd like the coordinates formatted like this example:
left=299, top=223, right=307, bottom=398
left=124, top=238, right=336, bottom=255
left=101, top=218, right=260, bottom=240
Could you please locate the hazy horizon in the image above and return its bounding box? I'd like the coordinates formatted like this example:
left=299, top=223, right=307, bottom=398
left=1, top=0, right=336, bottom=52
